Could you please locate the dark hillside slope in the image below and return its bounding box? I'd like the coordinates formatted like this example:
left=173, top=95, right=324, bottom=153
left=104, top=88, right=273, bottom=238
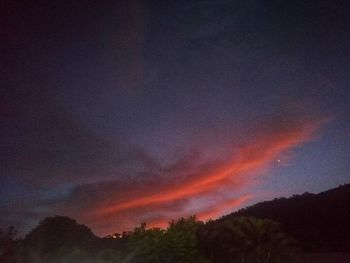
left=223, top=184, right=350, bottom=252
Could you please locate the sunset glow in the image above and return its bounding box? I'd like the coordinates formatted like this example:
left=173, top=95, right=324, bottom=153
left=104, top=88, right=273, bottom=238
left=2, top=0, right=349, bottom=239
left=78, top=114, right=327, bottom=233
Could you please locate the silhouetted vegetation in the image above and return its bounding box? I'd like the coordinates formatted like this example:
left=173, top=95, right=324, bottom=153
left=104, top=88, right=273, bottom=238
left=1, top=184, right=349, bottom=262
left=197, top=217, right=299, bottom=263
left=126, top=217, right=208, bottom=263
left=224, top=183, right=350, bottom=252
left=0, top=226, right=21, bottom=263
left=1, top=216, right=296, bottom=263
left=22, top=216, right=98, bottom=263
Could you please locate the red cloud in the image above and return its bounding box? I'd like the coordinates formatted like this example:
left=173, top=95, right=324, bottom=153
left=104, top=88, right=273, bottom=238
left=196, top=195, right=252, bottom=222
left=61, top=111, right=327, bottom=235
left=94, top=114, right=324, bottom=217
left=130, top=195, right=251, bottom=230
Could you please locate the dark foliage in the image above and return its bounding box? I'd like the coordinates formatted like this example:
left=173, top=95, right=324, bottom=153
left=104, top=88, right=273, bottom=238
left=1, top=184, right=349, bottom=262
left=126, top=217, right=208, bottom=263
left=0, top=226, right=21, bottom=263
left=223, top=184, right=350, bottom=252
left=22, top=216, right=99, bottom=262
left=197, top=217, right=299, bottom=263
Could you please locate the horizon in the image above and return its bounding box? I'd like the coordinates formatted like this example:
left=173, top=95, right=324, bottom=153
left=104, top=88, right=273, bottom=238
left=12, top=182, right=350, bottom=238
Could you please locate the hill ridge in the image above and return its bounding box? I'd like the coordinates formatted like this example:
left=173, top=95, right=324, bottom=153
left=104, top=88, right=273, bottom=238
left=220, top=183, right=350, bottom=252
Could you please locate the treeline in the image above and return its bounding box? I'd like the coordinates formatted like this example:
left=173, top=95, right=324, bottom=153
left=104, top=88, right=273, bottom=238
left=0, top=215, right=299, bottom=263
left=224, top=183, right=350, bottom=252
left=2, top=183, right=349, bottom=262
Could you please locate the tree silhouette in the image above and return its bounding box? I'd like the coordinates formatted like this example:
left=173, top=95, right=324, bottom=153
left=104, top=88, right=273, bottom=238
left=165, top=216, right=208, bottom=263
left=22, top=216, right=98, bottom=263
left=3, top=184, right=349, bottom=262
left=126, top=217, right=208, bottom=263
left=198, top=217, right=299, bottom=263
left=127, top=223, right=166, bottom=263
left=0, top=226, right=21, bottom=263
left=95, top=248, right=123, bottom=263
left=226, top=183, right=350, bottom=252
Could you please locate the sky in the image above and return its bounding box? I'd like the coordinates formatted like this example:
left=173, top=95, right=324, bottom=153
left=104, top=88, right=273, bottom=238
left=1, top=0, right=350, bottom=236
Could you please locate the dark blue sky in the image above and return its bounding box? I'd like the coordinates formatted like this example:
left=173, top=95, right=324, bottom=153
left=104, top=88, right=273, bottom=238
left=1, top=0, right=349, bottom=236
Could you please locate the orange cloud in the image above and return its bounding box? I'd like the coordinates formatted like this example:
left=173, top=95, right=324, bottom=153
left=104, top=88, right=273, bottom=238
left=60, top=111, right=328, bottom=235
left=138, top=195, right=251, bottom=230
left=94, top=114, right=324, bottom=218
left=196, top=195, right=252, bottom=221
left=146, top=218, right=169, bottom=229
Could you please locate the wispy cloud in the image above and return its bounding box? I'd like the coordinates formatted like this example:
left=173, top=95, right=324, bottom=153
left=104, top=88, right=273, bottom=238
left=196, top=195, right=252, bottom=221
left=0, top=93, right=328, bottom=236
left=57, top=109, right=327, bottom=235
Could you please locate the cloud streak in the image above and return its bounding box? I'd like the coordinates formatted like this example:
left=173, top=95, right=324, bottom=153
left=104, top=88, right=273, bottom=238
left=0, top=93, right=328, bottom=236
left=196, top=195, right=252, bottom=221
left=94, top=113, right=323, bottom=214
left=57, top=109, right=327, bottom=235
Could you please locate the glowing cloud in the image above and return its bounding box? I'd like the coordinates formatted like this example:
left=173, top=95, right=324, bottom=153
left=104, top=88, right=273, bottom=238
left=196, top=195, right=252, bottom=221
left=57, top=111, right=326, bottom=235
left=94, top=113, right=324, bottom=218
left=43, top=109, right=328, bottom=235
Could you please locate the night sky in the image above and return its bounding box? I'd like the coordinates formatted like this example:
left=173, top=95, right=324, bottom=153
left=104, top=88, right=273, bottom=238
left=1, top=0, right=350, bottom=236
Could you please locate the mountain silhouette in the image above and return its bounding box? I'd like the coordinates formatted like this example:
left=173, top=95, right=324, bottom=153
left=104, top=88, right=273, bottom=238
left=222, top=183, right=350, bottom=252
